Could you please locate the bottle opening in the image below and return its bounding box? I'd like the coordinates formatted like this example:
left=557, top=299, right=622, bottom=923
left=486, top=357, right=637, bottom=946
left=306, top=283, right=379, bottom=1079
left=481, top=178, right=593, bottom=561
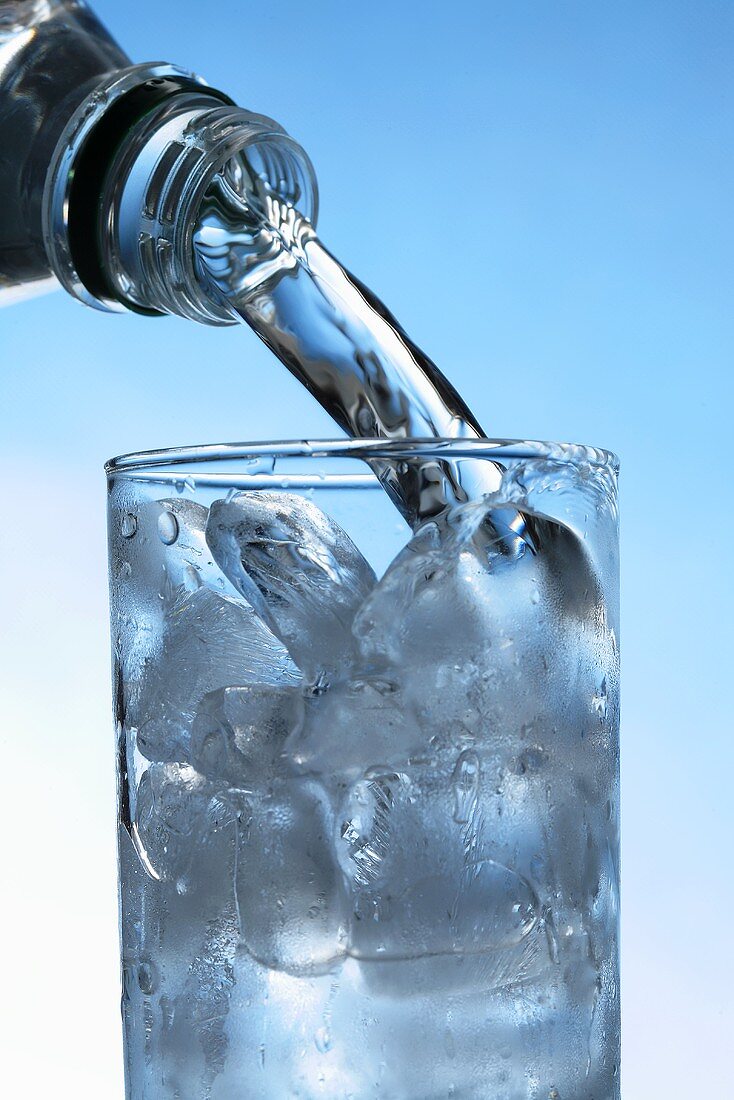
left=42, top=63, right=317, bottom=323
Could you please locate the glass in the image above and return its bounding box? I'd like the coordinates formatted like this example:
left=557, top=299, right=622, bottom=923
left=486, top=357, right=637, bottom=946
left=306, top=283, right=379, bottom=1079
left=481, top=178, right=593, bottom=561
left=107, top=438, right=620, bottom=1099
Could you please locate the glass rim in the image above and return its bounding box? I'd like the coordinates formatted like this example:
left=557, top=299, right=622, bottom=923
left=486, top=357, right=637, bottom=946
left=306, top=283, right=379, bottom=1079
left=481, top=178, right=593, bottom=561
left=107, top=438, right=619, bottom=481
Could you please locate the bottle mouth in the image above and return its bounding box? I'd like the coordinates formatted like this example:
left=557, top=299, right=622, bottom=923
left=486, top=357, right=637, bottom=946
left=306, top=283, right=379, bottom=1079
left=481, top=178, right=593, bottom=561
left=106, top=104, right=319, bottom=324
left=42, top=64, right=318, bottom=324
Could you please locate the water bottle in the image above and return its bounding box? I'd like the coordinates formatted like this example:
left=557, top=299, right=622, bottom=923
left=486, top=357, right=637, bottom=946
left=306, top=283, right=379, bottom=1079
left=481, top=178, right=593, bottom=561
left=0, top=0, right=316, bottom=316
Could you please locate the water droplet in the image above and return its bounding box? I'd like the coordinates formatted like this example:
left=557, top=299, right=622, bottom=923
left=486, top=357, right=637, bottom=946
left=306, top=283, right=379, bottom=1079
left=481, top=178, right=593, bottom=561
left=443, top=1027, right=456, bottom=1059
left=516, top=745, right=547, bottom=775
left=118, top=560, right=132, bottom=579
left=157, top=510, right=179, bottom=545
left=530, top=586, right=540, bottom=604
left=183, top=563, right=202, bottom=591
left=137, top=959, right=159, bottom=995
left=121, top=513, right=137, bottom=538
left=314, top=1026, right=332, bottom=1053
left=549, top=1089, right=561, bottom=1099
left=451, top=749, right=480, bottom=823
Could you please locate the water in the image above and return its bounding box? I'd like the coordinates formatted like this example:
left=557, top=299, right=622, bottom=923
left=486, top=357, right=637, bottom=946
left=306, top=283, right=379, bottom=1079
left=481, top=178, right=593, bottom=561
left=193, top=158, right=522, bottom=535
left=114, top=144, right=619, bottom=1097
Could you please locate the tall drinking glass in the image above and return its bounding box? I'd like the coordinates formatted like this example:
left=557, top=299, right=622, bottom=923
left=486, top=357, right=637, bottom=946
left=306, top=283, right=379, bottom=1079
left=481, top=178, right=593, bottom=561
left=107, top=439, right=620, bottom=1099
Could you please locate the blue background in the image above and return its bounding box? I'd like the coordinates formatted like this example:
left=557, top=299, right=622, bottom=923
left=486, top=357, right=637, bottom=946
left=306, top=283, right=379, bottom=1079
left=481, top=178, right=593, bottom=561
left=1, top=1, right=732, bottom=1094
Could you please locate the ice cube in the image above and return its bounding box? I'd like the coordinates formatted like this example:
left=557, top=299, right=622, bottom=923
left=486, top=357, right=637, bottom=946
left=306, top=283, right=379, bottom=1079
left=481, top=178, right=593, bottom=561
left=348, top=853, right=547, bottom=998
left=334, top=758, right=547, bottom=997
left=205, top=492, right=376, bottom=680
left=133, top=586, right=299, bottom=762
left=191, top=683, right=300, bottom=788
left=132, top=762, right=238, bottom=887
left=352, top=494, right=615, bottom=755
left=352, top=857, right=539, bottom=957
left=286, top=677, right=425, bottom=783
left=237, top=776, right=347, bottom=977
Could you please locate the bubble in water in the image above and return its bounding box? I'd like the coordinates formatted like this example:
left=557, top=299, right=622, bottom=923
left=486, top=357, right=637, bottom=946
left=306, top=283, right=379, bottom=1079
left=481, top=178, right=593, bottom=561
left=451, top=749, right=480, bottom=823
left=121, top=512, right=137, bottom=538
left=157, top=510, right=179, bottom=545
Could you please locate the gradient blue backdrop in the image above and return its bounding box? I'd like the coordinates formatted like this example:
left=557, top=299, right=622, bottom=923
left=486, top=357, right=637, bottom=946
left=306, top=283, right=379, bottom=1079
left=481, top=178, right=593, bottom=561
left=1, top=1, right=732, bottom=1095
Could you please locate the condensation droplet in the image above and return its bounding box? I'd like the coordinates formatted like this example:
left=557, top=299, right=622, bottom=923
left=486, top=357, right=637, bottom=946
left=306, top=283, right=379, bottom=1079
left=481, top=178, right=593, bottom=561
left=314, top=1026, right=332, bottom=1053
left=516, top=745, right=547, bottom=776
left=183, top=563, right=202, bottom=591
left=157, top=510, right=179, bottom=545
left=451, top=749, right=480, bottom=823
left=137, top=959, right=159, bottom=996
left=121, top=513, right=137, bottom=538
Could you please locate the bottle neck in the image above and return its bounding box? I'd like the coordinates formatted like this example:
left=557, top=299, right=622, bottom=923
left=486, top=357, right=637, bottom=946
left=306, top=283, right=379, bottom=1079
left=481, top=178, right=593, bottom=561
left=43, top=64, right=318, bottom=324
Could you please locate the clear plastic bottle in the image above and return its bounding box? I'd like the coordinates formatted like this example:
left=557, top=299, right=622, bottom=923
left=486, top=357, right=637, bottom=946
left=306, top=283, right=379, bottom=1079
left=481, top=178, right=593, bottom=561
left=0, top=0, right=316, bottom=311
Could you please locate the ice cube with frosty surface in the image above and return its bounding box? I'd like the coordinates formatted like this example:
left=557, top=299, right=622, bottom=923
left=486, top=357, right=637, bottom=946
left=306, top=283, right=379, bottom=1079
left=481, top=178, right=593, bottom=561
left=205, top=491, right=376, bottom=681
left=286, top=675, right=425, bottom=783
left=190, top=682, right=300, bottom=789
left=351, top=465, right=617, bottom=763
left=133, top=761, right=243, bottom=888
left=236, top=775, right=348, bottom=977
left=188, top=689, right=349, bottom=978
left=334, top=759, right=550, bottom=999
left=133, top=586, right=299, bottom=762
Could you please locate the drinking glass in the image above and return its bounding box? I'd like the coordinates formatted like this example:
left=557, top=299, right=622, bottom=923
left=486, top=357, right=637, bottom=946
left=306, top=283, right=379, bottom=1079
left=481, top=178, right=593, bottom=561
left=107, top=439, right=620, bottom=1099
